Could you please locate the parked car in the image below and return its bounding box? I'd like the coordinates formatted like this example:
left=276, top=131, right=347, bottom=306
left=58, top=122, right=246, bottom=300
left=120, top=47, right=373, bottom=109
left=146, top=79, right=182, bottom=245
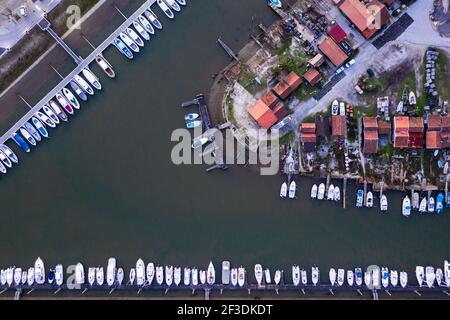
left=345, top=59, right=356, bottom=68
left=336, top=66, right=345, bottom=74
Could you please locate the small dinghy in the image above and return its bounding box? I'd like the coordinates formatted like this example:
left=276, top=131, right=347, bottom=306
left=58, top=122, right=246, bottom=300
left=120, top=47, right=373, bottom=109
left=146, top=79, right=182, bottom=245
left=62, top=87, right=81, bottom=109
left=126, top=27, right=144, bottom=47
left=280, top=182, right=287, bottom=198
left=32, top=117, right=48, bottom=138
left=186, top=120, right=202, bottom=129
left=380, top=194, right=388, bottom=212
left=145, top=9, right=163, bottom=30
left=334, top=186, right=341, bottom=202
left=82, top=69, right=102, bottom=91
left=428, top=196, right=435, bottom=213
left=331, top=100, right=339, bottom=115
left=138, top=15, right=155, bottom=35
left=317, top=183, right=325, bottom=200
left=327, top=184, right=335, bottom=201
left=49, top=100, right=68, bottom=122
left=113, top=37, right=134, bottom=60
left=310, top=184, right=318, bottom=199
left=403, top=196, right=412, bottom=217
left=288, top=181, right=296, bottom=199
left=157, top=0, right=174, bottom=19
left=366, top=191, right=373, bottom=208
left=70, top=80, right=88, bottom=101
left=133, top=20, right=150, bottom=41
left=42, top=104, right=60, bottom=124
left=74, top=75, right=94, bottom=95
left=95, top=54, right=116, bottom=78
left=35, top=111, right=56, bottom=128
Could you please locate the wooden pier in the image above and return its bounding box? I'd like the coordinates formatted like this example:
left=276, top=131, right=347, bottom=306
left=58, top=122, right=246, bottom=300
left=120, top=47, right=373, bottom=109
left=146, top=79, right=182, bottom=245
left=217, top=38, right=239, bottom=62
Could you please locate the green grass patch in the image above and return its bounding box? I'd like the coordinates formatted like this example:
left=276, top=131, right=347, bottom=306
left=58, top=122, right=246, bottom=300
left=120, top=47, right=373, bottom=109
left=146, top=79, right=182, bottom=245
left=226, top=95, right=235, bottom=123
left=237, top=71, right=262, bottom=95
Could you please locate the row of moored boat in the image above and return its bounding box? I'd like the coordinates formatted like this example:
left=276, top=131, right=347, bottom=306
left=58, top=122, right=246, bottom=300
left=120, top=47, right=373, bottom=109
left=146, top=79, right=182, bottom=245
left=402, top=192, right=448, bottom=217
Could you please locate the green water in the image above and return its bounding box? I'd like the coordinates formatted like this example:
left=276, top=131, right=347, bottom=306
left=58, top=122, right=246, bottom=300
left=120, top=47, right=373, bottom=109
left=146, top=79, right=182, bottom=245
left=0, top=0, right=449, bottom=288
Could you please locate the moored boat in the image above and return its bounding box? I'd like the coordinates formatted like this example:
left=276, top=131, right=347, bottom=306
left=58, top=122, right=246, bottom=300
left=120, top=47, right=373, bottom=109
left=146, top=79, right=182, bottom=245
left=164, top=0, right=181, bottom=12
left=126, top=27, right=144, bottom=47
left=380, top=195, right=388, bottom=212
left=301, top=269, right=307, bottom=285
left=409, top=91, right=417, bottom=105
left=238, top=266, right=245, bottom=287
left=35, top=111, right=56, bottom=128
left=74, top=75, right=94, bottom=95
left=372, top=268, right=380, bottom=288
left=20, top=127, right=36, bottom=146
left=231, top=268, right=238, bottom=286
left=356, top=189, right=364, bottom=207
left=207, top=261, right=216, bottom=285
left=355, top=267, right=362, bottom=286
left=175, top=0, right=186, bottom=6
left=174, top=267, right=181, bottom=286
left=222, top=261, right=230, bottom=285
left=32, top=117, right=48, bottom=138
left=280, top=182, right=287, bottom=198
left=364, top=271, right=371, bottom=287
left=42, top=104, right=60, bottom=124
left=347, top=270, right=354, bottom=286
left=274, top=270, right=281, bottom=285
left=185, top=113, right=199, bottom=121
left=436, top=268, right=443, bottom=287
left=157, top=0, right=175, bottom=19
left=426, top=266, right=435, bottom=288
left=14, top=268, right=22, bottom=286
left=199, top=270, right=206, bottom=285
left=428, top=196, right=435, bottom=213
left=381, top=267, right=389, bottom=288
left=0, top=161, right=6, bottom=174
left=96, top=267, right=104, bottom=286
left=156, top=266, right=164, bottom=285
left=145, top=9, right=163, bottom=30
left=419, top=197, right=427, bottom=213
left=186, top=120, right=202, bottom=129
left=146, top=262, right=155, bottom=285
left=337, top=269, right=344, bottom=286
left=436, top=193, right=444, bottom=213
left=88, top=267, right=95, bottom=286
left=366, top=191, right=373, bottom=208
left=133, top=20, right=150, bottom=41
left=24, top=121, right=41, bottom=142
left=269, top=0, right=282, bottom=8
left=403, top=196, right=411, bottom=217
left=120, top=32, right=140, bottom=53
left=400, top=271, right=408, bottom=288
left=62, top=87, right=81, bottom=109
left=311, top=184, right=318, bottom=199
left=55, top=93, right=75, bottom=115
left=0, top=144, right=18, bottom=163
left=331, top=100, right=338, bottom=115
left=329, top=268, right=336, bottom=286
left=191, top=268, right=198, bottom=286
left=49, top=100, right=69, bottom=122
left=165, top=265, right=173, bottom=286
left=113, top=37, right=134, bottom=60
left=0, top=150, right=12, bottom=168
left=82, top=69, right=102, bottom=91
left=288, top=181, right=296, bottom=199
left=292, top=265, right=300, bottom=286
left=75, top=263, right=85, bottom=285
left=317, top=183, right=325, bottom=200
left=21, top=271, right=27, bottom=285
left=254, top=265, right=263, bottom=285
left=117, top=267, right=124, bottom=285
left=70, top=80, right=88, bottom=101
left=327, top=184, right=334, bottom=201
left=27, top=267, right=34, bottom=286
left=412, top=192, right=419, bottom=209
left=390, top=270, right=398, bottom=287
left=95, top=54, right=116, bottom=78
left=416, top=266, right=424, bottom=287
left=334, top=186, right=341, bottom=202
left=339, top=102, right=346, bottom=116
left=192, top=137, right=208, bottom=149
left=0, top=270, right=6, bottom=286
left=107, top=258, right=117, bottom=287
left=183, top=267, right=191, bottom=286
left=12, top=133, right=30, bottom=153
left=136, top=258, right=145, bottom=286
left=311, top=266, right=319, bottom=286
left=138, top=15, right=155, bottom=34
left=129, top=268, right=136, bottom=285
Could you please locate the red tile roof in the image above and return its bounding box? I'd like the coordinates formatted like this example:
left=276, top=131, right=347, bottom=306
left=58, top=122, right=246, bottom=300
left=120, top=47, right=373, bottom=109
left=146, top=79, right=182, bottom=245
left=260, top=91, right=279, bottom=109
left=284, top=71, right=303, bottom=90
left=328, top=24, right=347, bottom=43
left=427, top=115, right=442, bottom=131
left=363, top=116, right=378, bottom=130
left=332, top=115, right=347, bottom=138
left=301, top=122, right=316, bottom=133
left=378, top=120, right=391, bottom=135
left=247, top=100, right=278, bottom=129
left=409, top=117, right=424, bottom=133
left=317, top=37, right=348, bottom=67
left=426, top=131, right=442, bottom=149
left=442, top=116, right=450, bottom=131
left=393, top=116, right=409, bottom=148
left=303, top=68, right=322, bottom=85
left=363, top=130, right=379, bottom=153
left=441, top=132, right=450, bottom=148
left=272, top=102, right=288, bottom=119
left=272, top=72, right=302, bottom=100
left=409, top=132, right=423, bottom=148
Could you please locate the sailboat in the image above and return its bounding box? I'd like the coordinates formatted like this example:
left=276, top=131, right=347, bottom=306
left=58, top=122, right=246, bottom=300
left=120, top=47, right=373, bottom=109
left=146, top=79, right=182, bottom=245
left=311, top=184, right=318, bottom=199
left=288, top=181, right=296, bottom=199
left=292, top=265, right=300, bottom=286
left=317, top=183, right=325, bottom=200
left=419, top=197, right=427, bottom=213
left=327, top=184, right=335, bottom=201
left=402, top=196, right=411, bottom=217
left=380, top=195, right=388, bottom=212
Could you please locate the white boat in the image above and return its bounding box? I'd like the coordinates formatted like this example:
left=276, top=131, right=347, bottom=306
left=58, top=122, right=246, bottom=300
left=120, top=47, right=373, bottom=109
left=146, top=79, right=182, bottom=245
left=347, top=270, right=354, bottom=286
left=117, top=268, right=124, bottom=285
left=400, top=271, right=408, bottom=288
left=366, top=191, right=373, bottom=208
left=174, top=267, right=181, bottom=286
left=157, top=0, right=174, bottom=19
left=222, top=261, right=230, bottom=285
left=280, top=182, right=287, bottom=198
left=165, top=266, right=173, bottom=286
left=207, top=261, right=216, bottom=285
left=88, top=267, right=95, bottom=286
left=42, top=104, right=60, bottom=124
left=74, top=75, right=94, bottom=95
left=70, top=80, right=88, bottom=101
left=136, top=258, right=145, bottom=286
left=311, top=267, right=319, bottom=286
left=199, top=270, right=206, bottom=285
left=183, top=267, right=191, bottom=286
left=14, top=268, right=22, bottom=286
left=292, top=265, right=300, bottom=286
left=49, top=100, right=68, bottom=122
left=95, top=54, right=115, bottom=78
left=22, top=271, right=28, bottom=285
left=428, top=196, right=435, bottom=212
left=337, top=269, right=344, bottom=286
left=144, top=9, right=162, bottom=30
left=55, top=264, right=63, bottom=286
left=397, top=101, right=403, bottom=113
left=372, top=268, right=380, bottom=288
left=138, top=15, right=155, bottom=34
left=329, top=268, right=336, bottom=286
left=412, top=192, right=419, bottom=209
left=253, top=264, right=262, bottom=285
left=6, top=268, right=13, bottom=286
left=425, top=266, right=435, bottom=288
left=146, top=262, right=155, bottom=285
left=409, top=91, right=417, bottom=105
left=339, top=102, right=346, bottom=116
left=331, top=100, right=339, bottom=115
left=27, top=267, right=34, bottom=286
left=419, top=197, right=427, bottom=213
left=133, top=20, right=150, bottom=41
left=288, top=181, right=296, bottom=199
left=35, top=111, right=56, bottom=128
left=364, top=271, right=371, bottom=287
left=264, top=269, right=271, bottom=284
left=238, top=266, right=245, bottom=287
left=416, top=266, right=424, bottom=286
left=317, top=183, right=325, bottom=200
left=175, top=0, right=186, bottom=6
left=0, top=270, right=6, bottom=286
left=96, top=267, right=104, bottom=286
left=311, top=184, right=318, bottom=199
left=231, top=268, right=238, bottom=286
left=82, top=69, right=102, bottom=91
left=327, top=184, right=335, bottom=201
left=75, top=263, right=85, bottom=285
left=334, top=186, right=341, bottom=202
left=381, top=267, right=389, bottom=288
left=156, top=266, right=164, bottom=285
left=380, top=195, right=388, bottom=212
left=301, top=269, right=307, bottom=285
left=436, top=268, right=443, bottom=286
left=120, top=32, right=140, bottom=53
left=34, top=257, right=45, bottom=285
left=355, top=267, right=362, bottom=286
left=0, top=145, right=18, bottom=164
left=126, top=27, right=144, bottom=47
left=0, top=150, right=12, bottom=168
left=191, top=268, right=198, bottom=286
left=129, top=268, right=136, bottom=285
left=20, top=127, right=36, bottom=146
left=390, top=270, right=398, bottom=287
left=62, top=87, right=80, bottom=110
left=107, top=258, right=116, bottom=286
left=274, top=270, right=281, bottom=285
left=403, top=196, right=411, bottom=217
left=192, top=137, right=208, bottom=149
left=163, top=0, right=181, bottom=12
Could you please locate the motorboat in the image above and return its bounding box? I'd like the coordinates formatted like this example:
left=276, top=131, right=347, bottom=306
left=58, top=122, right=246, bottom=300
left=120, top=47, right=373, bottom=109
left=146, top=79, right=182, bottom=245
left=355, top=267, right=362, bottom=286
left=356, top=189, right=364, bottom=207
left=74, top=75, right=94, bottom=95
left=425, top=266, right=435, bottom=288
left=207, top=261, right=216, bottom=285
left=6, top=268, right=14, bottom=286
left=397, top=101, right=403, bottom=113
left=136, top=258, right=145, bottom=286
left=400, top=271, right=408, bottom=288
left=192, top=137, right=209, bottom=149
left=331, top=100, right=339, bottom=115
left=199, top=270, right=206, bottom=285
left=409, top=91, right=417, bottom=105
left=380, top=195, right=388, bottom=212
left=329, top=268, right=336, bottom=286
left=0, top=145, right=18, bottom=163
left=222, top=261, right=230, bottom=285
left=82, top=69, right=102, bottom=91
left=75, top=263, right=85, bottom=285
left=274, top=270, right=281, bottom=285
left=107, top=258, right=117, bottom=286
left=62, top=87, right=81, bottom=109
left=185, top=113, right=199, bottom=121
left=390, top=270, right=398, bottom=287
left=0, top=150, right=12, bottom=168
left=133, top=20, right=150, bottom=41
left=32, top=118, right=48, bottom=138
left=117, top=268, right=124, bottom=285
left=334, top=186, right=341, bottom=202
left=146, top=262, right=155, bottom=285
left=186, top=120, right=202, bottom=129
left=144, top=9, right=163, bottom=30
left=24, top=122, right=41, bottom=142
left=12, top=133, right=30, bottom=153
left=183, top=267, right=191, bottom=286
left=14, top=268, right=22, bottom=286
left=301, top=269, right=307, bottom=285
left=129, top=268, right=136, bottom=285
left=255, top=264, right=263, bottom=285
left=412, top=192, right=419, bottom=209
left=35, top=111, right=56, bottom=128
left=138, top=15, right=155, bottom=34
left=288, top=181, right=296, bottom=199
left=364, top=271, right=371, bottom=287
left=20, top=127, right=36, bottom=146
left=21, top=271, right=27, bottom=285
left=0, top=161, right=6, bottom=174
left=436, top=193, right=444, bottom=213
left=113, top=38, right=134, bottom=60
left=292, top=265, right=300, bottom=286
left=88, top=267, right=95, bottom=286
left=1, top=270, right=7, bottom=286
left=96, top=267, right=104, bottom=286
left=55, top=93, right=75, bottom=115
left=238, top=266, right=245, bottom=287
left=280, top=182, right=287, bottom=198
left=311, top=266, right=319, bottom=286
left=339, top=102, right=346, bottom=116
left=311, top=184, right=318, bottom=199
left=327, top=184, right=335, bottom=201
left=120, top=32, right=140, bottom=53
left=157, top=0, right=174, bottom=19
left=428, top=196, right=435, bottom=213
left=126, top=27, right=144, bottom=47
left=175, top=0, right=186, bottom=6
left=163, top=0, right=181, bottom=12
left=70, top=80, right=88, bottom=101
left=27, top=267, right=34, bottom=286
left=372, top=268, right=380, bottom=288
left=231, top=268, right=238, bottom=286
left=165, top=265, right=173, bottom=286
left=366, top=191, right=373, bottom=208
left=436, top=268, right=443, bottom=287
left=174, top=267, right=181, bottom=286
left=269, top=0, right=282, bottom=8
left=381, top=267, right=389, bottom=288
left=317, top=183, right=325, bottom=200
left=156, top=266, right=164, bottom=285
left=416, top=266, right=424, bottom=286
left=191, top=268, right=198, bottom=286
left=95, top=54, right=116, bottom=78
left=42, top=104, right=60, bottom=124
left=49, top=100, right=69, bottom=122
left=402, top=196, right=411, bottom=217
left=347, top=270, right=354, bottom=286
left=419, top=197, right=427, bottom=213
left=337, top=269, right=344, bottom=286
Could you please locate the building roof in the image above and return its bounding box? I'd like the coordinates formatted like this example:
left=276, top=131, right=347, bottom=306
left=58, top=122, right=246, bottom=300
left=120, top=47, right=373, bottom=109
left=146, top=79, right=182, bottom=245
left=315, top=115, right=331, bottom=137
left=317, top=37, right=348, bottom=67
left=368, top=0, right=390, bottom=26
left=332, top=115, right=347, bottom=138
left=301, top=122, right=316, bottom=133
left=442, top=116, right=450, bottom=131
left=363, top=116, right=378, bottom=130
left=339, top=0, right=375, bottom=33
left=409, top=117, right=424, bottom=133
left=441, top=132, right=450, bottom=148
left=308, top=53, right=325, bottom=67
left=378, top=120, right=391, bottom=135
left=284, top=71, right=303, bottom=91
left=394, top=116, right=409, bottom=131
left=409, top=132, right=423, bottom=148
left=272, top=102, right=288, bottom=120
left=247, top=100, right=278, bottom=129
left=260, top=91, right=279, bottom=109
left=303, top=68, right=322, bottom=85
left=394, top=133, right=409, bottom=148
left=301, top=133, right=317, bottom=143
left=427, top=114, right=442, bottom=131
left=426, top=131, right=442, bottom=149
left=363, top=130, right=379, bottom=153
left=328, top=24, right=347, bottom=43
left=272, top=81, right=291, bottom=100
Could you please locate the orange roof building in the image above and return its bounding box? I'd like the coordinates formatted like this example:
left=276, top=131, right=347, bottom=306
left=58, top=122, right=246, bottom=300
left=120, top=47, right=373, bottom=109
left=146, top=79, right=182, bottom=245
left=272, top=71, right=302, bottom=100
left=426, top=131, right=442, bottom=149
left=332, top=115, right=347, bottom=140
left=260, top=91, right=279, bottom=110
left=393, top=116, right=409, bottom=148
left=272, top=102, right=288, bottom=120
left=409, top=117, right=424, bottom=148
left=427, top=115, right=442, bottom=131
left=378, top=120, right=391, bottom=135
left=303, top=68, right=322, bottom=85
left=300, top=123, right=317, bottom=151
left=318, top=37, right=348, bottom=67
left=363, top=117, right=378, bottom=154
left=247, top=100, right=278, bottom=129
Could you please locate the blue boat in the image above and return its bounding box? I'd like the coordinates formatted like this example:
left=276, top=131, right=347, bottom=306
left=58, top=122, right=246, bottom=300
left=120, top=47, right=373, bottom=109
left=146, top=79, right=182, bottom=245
left=356, top=189, right=364, bottom=208
left=11, top=133, right=30, bottom=153
left=32, top=117, right=49, bottom=138
left=269, top=0, right=282, bottom=8
left=113, top=38, right=134, bottom=60
left=48, top=269, right=55, bottom=284
left=186, top=120, right=202, bottom=129
left=436, top=193, right=444, bottom=213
